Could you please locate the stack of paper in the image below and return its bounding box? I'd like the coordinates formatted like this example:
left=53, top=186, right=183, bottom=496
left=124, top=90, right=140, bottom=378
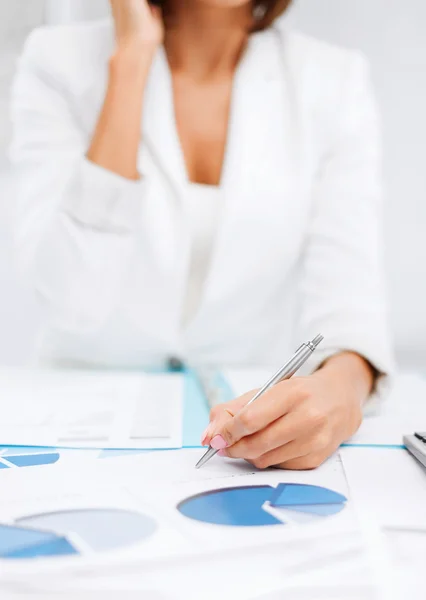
left=0, top=368, right=183, bottom=449
left=0, top=449, right=377, bottom=599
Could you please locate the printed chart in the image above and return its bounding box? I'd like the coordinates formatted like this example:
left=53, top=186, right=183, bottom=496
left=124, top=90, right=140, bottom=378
left=0, top=450, right=60, bottom=470
left=0, top=509, right=157, bottom=559
left=0, top=446, right=145, bottom=469
left=178, top=483, right=347, bottom=526
left=0, top=369, right=183, bottom=449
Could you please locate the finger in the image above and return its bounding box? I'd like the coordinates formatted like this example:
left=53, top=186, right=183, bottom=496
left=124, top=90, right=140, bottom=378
left=201, top=391, right=256, bottom=446
left=278, top=438, right=341, bottom=470
left=247, top=439, right=309, bottom=470
left=201, top=408, right=233, bottom=446
left=217, top=381, right=304, bottom=447
left=247, top=435, right=337, bottom=471
left=209, top=390, right=255, bottom=422
left=277, top=451, right=330, bottom=471
left=224, top=410, right=312, bottom=460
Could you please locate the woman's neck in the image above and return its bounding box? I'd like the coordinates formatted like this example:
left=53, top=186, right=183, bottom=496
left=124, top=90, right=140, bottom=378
left=163, top=1, right=251, bottom=80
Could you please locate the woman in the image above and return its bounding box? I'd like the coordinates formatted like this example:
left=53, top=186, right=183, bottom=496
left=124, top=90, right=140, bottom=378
left=11, top=0, right=392, bottom=469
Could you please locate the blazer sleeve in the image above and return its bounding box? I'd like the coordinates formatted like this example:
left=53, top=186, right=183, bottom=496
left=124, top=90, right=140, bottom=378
left=297, top=52, right=394, bottom=399
left=10, top=30, right=146, bottom=332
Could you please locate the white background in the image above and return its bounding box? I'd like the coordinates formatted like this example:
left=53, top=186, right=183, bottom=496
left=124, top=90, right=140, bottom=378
left=0, top=0, right=425, bottom=367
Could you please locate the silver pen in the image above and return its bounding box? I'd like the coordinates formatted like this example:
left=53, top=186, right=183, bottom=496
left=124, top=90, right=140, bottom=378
left=195, top=334, right=324, bottom=469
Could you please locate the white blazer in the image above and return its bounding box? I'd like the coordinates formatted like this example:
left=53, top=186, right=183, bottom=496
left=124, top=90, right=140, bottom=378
left=10, top=19, right=393, bottom=379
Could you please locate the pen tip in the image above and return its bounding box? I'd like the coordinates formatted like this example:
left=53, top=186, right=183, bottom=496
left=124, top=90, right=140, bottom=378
left=195, top=453, right=208, bottom=469
left=195, top=447, right=217, bottom=469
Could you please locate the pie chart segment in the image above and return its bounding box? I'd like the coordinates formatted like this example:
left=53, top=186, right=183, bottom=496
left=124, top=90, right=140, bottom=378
left=279, top=503, right=346, bottom=516
left=178, top=486, right=282, bottom=526
left=269, top=483, right=346, bottom=507
left=0, top=524, right=77, bottom=559
left=0, top=509, right=158, bottom=560
left=178, top=483, right=347, bottom=527
left=7, top=537, right=78, bottom=559
left=18, top=509, right=158, bottom=552
left=0, top=524, right=59, bottom=555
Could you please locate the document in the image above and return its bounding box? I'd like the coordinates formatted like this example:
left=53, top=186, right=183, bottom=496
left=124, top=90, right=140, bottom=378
left=41, top=449, right=359, bottom=554
left=0, top=368, right=183, bottom=449
left=0, top=464, right=192, bottom=581
left=340, top=446, right=426, bottom=530
left=346, top=374, right=426, bottom=447
left=2, top=532, right=374, bottom=600
left=0, top=449, right=366, bottom=599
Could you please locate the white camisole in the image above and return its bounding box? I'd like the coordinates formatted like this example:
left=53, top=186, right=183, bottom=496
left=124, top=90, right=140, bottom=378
left=181, top=182, right=222, bottom=326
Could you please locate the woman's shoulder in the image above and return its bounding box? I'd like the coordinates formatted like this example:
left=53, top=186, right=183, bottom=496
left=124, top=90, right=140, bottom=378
left=272, top=26, right=371, bottom=91
left=278, top=27, right=368, bottom=72
left=270, top=26, right=373, bottom=117
left=19, top=19, right=114, bottom=83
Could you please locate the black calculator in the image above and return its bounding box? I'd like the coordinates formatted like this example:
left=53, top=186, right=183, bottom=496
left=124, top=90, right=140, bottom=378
left=403, top=433, right=426, bottom=469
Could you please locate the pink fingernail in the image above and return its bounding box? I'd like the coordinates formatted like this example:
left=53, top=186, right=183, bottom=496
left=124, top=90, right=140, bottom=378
left=217, top=450, right=226, bottom=457
left=210, top=435, right=228, bottom=450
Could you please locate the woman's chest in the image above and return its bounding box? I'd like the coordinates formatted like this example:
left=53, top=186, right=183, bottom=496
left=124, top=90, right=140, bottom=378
left=172, top=74, right=233, bottom=187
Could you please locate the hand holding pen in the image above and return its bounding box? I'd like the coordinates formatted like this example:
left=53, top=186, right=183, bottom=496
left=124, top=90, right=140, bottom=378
left=198, top=335, right=372, bottom=470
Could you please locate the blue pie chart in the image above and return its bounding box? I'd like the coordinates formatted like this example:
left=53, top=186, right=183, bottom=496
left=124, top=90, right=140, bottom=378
left=0, top=509, right=157, bottom=560
left=178, top=483, right=347, bottom=527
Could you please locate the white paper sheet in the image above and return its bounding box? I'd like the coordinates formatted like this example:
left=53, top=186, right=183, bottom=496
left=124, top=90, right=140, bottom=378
left=1, top=532, right=374, bottom=600
left=340, top=446, right=426, bottom=529
left=39, top=449, right=358, bottom=554
left=0, top=464, right=194, bottom=582
left=0, top=450, right=371, bottom=599
left=0, top=445, right=420, bottom=599
left=3, top=533, right=374, bottom=600
left=345, top=374, right=426, bottom=447
left=341, top=446, right=426, bottom=599
left=0, top=368, right=183, bottom=449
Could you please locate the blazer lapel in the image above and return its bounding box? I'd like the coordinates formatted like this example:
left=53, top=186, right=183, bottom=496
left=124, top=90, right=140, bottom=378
left=221, top=27, right=299, bottom=196
left=142, top=46, right=188, bottom=195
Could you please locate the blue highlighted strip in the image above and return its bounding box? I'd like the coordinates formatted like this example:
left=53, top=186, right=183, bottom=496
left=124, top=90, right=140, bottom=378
left=341, top=443, right=405, bottom=450
left=5, top=453, right=60, bottom=468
